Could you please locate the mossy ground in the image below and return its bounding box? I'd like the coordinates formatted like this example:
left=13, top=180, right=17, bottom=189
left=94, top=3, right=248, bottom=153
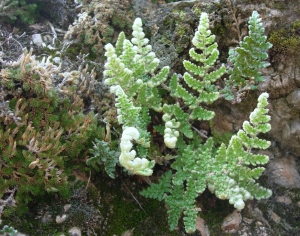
left=93, top=172, right=178, bottom=236
left=1, top=170, right=179, bottom=235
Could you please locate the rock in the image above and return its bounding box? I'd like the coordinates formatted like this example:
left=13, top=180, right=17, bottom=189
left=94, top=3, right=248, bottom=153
left=268, top=155, right=300, bottom=188
left=64, top=204, right=72, bottom=212
left=56, top=214, right=67, bottom=224
left=31, top=34, right=45, bottom=47
left=269, top=114, right=288, bottom=136
left=290, top=119, right=300, bottom=136
left=253, top=221, right=270, bottom=236
left=280, top=119, right=300, bottom=150
left=282, top=123, right=291, bottom=141
left=270, top=211, right=281, bottom=223
left=247, top=206, right=271, bottom=230
left=272, top=99, right=291, bottom=120
left=276, top=195, right=292, bottom=204
left=221, top=210, right=241, bottom=233
left=212, top=114, right=233, bottom=133
left=286, top=89, right=300, bottom=109
left=195, top=217, right=210, bottom=236
left=268, top=96, right=300, bottom=154
left=121, top=228, right=134, bottom=236
left=68, top=227, right=81, bottom=236
left=40, top=212, right=52, bottom=224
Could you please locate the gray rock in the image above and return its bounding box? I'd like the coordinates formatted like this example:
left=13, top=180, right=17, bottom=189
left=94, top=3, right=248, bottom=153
left=272, top=99, right=291, bottom=120
left=32, top=34, right=45, bottom=47
left=268, top=155, right=300, bottom=188
left=286, top=89, right=300, bottom=109
left=290, top=119, right=300, bottom=136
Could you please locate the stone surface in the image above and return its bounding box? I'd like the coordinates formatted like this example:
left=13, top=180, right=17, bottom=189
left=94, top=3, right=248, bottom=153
left=276, top=195, right=292, bottom=204
left=56, top=214, right=67, bottom=224
left=32, top=34, right=45, bottom=47
left=68, top=227, right=81, bottom=236
left=221, top=210, right=241, bottom=233
left=195, top=217, right=210, bottom=236
left=286, top=89, right=300, bottom=109
left=270, top=211, right=281, bottom=223
left=121, top=228, right=134, bottom=236
left=268, top=155, right=300, bottom=188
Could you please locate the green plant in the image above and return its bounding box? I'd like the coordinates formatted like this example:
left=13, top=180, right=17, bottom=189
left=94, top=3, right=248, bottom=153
left=141, top=92, right=271, bottom=233
left=104, top=17, right=169, bottom=175
left=268, top=20, right=300, bottom=56
left=0, top=50, right=98, bottom=217
left=103, top=12, right=272, bottom=233
left=87, top=138, right=120, bottom=178
left=64, top=0, right=133, bottom=63
left=222, top=11, right=272, bottom=101
left=0, top=0, right=39, bottom=25
left=0, top=225, right=18, bottom=236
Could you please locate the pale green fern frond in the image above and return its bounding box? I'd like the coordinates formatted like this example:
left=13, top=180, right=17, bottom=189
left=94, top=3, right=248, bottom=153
left=208, top=93, right=272, bottom=210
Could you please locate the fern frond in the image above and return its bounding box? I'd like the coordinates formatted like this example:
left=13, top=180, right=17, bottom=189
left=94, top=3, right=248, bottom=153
left=140, top=170, right=172, bottom=200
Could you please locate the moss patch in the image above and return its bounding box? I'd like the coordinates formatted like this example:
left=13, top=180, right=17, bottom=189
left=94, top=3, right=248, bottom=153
left=94, top=174, right=178, bottom=235
left=269, top=21, right=300, bottom=55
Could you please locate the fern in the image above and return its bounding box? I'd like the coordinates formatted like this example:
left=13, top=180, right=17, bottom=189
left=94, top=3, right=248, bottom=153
left=140, top=170, right=172, bottom=201
left=0, top=225, right=18, bottom=236
left=104, top=11, right=272, bottom=233
left=163, top=12, right=226, bottom=148
left=87, top=139, right=119, bottom=179
left=222, top=11, right=272, bottom=101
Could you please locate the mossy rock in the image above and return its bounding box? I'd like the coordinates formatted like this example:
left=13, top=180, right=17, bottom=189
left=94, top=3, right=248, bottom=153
left=269, top=21, right=300, bottom=56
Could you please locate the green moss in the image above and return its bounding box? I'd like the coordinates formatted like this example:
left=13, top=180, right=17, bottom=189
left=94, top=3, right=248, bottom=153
left=104, top=25, right=115, bottom=43
left=174, top=23, right=192, bottom=53
left=211, top=21, right=226, bottom=38
left=4, top=172, right=176, bottom=235
left=273, top=1, right=288, bottom=11
left=0, top=0, right=41, bottom=25
left=95, top=175, right=178, bottom=235
left=111, top=11, right=134, bottom=30
left=192, top=7, right=202, bottom=17
left=269, top=21, right=300, bottom=55
left=0, top=50, right=99, bottom=221
left=64, top=44, right=82, bottom=61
